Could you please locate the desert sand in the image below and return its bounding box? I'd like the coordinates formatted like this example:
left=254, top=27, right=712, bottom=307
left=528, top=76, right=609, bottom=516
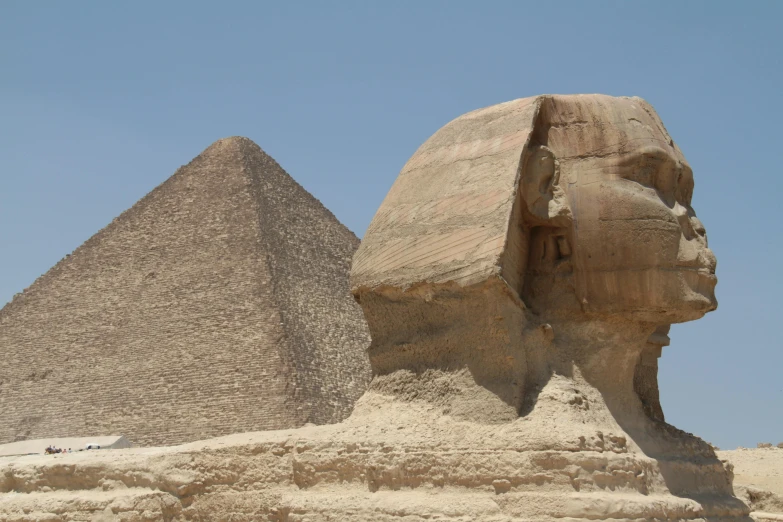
left=719, top=448, right=783, bottom=518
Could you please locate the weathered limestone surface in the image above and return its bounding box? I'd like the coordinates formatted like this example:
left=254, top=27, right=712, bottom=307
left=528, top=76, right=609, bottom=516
left=0, top=413, right=755, bottom=522
left=0, top=137, right=370, bottom=447
left=0, top=95, right=764, bottom=521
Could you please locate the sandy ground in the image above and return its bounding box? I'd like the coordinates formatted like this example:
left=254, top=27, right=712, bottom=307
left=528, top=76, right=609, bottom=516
left=719, top=448, right=783, bottom=496
left=718, top=447, right=783, bottom=517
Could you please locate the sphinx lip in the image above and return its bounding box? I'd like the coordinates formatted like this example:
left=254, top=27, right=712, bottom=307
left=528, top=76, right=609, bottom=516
left=693, top=268, right=718, bottom=285
left=672, top=266, right=717, bottom=284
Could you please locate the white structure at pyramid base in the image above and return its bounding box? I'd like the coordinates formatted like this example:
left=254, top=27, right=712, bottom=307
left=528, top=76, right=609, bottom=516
left=0, top=435, right=131, bottom=457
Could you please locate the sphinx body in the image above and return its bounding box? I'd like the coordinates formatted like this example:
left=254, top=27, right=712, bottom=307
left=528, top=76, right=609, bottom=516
left=0, top=95, right=749, bottom=522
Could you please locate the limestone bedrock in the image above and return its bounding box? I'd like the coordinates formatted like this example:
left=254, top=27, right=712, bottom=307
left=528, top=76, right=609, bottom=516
left=0, top=95, right=749, bottom=521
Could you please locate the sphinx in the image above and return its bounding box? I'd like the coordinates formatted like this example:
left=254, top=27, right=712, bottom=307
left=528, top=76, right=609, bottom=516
left=348, top=94, right=739, bottom=519
left=0, top=95, right=750, bottom=522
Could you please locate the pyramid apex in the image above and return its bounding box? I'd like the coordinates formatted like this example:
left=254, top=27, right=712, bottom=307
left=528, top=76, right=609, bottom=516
left=214, top=135, right=256, bottom=146
left=200, top=136, right=259, bottom=154
left=190, top=136, right=270, bottom=169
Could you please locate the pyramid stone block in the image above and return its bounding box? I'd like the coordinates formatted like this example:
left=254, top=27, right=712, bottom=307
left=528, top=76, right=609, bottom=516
left=0, top=137, right=370, bottom=446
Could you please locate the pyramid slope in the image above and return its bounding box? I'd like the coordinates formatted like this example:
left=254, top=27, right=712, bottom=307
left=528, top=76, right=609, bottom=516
left=0, top=137, right=370, bottom=446
left=236, top=138, right=371, bottom=424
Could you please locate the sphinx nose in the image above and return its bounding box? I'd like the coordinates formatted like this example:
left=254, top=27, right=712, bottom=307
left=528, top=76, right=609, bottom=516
left=700, top=247, right=718, bottom=274
left=673, top=203, right=697, bottom=240
left=691, top=216, right=709, bottom=245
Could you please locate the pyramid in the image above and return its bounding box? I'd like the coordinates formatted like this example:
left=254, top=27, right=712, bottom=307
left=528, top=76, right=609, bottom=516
left=0, top=137, right=371, bottom=447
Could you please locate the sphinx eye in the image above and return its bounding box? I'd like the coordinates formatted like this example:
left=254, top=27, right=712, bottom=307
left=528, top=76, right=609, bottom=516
left=634, top=164, right=656, bottom=187
left=628, top=156, right=663, bottom=188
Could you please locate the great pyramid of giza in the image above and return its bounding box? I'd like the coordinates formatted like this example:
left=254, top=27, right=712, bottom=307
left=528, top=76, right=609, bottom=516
left=0, top=137, right=371, bottom=447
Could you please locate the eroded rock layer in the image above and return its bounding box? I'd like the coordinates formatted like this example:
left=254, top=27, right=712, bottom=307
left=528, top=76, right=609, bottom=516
left=0, top=395, right=753, bottom=521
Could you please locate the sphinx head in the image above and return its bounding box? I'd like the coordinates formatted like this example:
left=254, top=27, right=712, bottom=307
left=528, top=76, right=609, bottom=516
left=520, top=95, right=717, bottom=324
left=351, top=95, right=717, bottom=419
left=353, top=94, right=716, bottom=326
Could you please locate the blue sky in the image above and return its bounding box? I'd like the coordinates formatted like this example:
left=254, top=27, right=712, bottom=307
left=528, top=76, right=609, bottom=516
left=1, top=1, right=780, bottom=449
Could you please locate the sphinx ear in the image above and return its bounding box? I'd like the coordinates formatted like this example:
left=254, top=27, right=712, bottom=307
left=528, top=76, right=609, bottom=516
left=520, top=144, right=572, bottom=227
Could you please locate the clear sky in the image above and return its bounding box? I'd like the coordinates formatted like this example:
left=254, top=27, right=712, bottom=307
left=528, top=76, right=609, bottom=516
left=1, top=1, right=780, bottom=449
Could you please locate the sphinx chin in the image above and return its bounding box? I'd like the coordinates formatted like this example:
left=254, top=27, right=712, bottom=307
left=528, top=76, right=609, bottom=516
left=620, top=296, right=717, bottom=325
left=668, top=271, right=718, bottom=322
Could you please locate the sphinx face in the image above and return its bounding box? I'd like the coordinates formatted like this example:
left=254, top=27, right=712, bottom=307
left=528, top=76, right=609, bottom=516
left=540, top=96, right=717, bottom=323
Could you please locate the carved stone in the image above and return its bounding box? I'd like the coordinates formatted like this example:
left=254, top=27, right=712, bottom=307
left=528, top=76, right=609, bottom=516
left=0, top=96, right=751, bottom=521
